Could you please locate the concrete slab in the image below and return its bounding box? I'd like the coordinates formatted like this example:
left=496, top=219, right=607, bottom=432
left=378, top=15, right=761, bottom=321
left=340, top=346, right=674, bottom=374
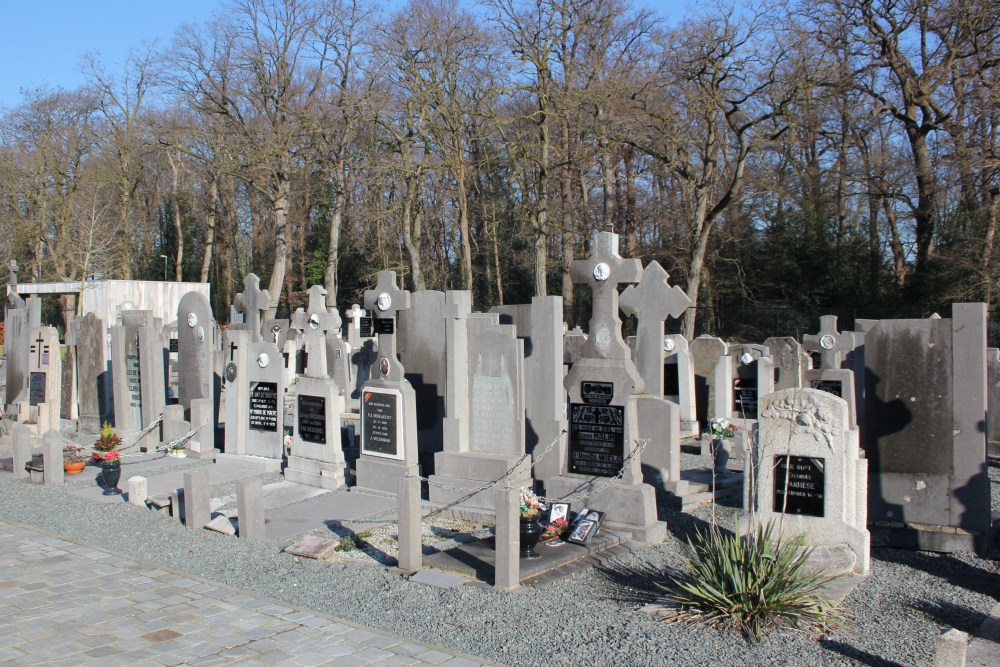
left=260, top=480, right=330, bottom=509
left=263, top=490, right=396, bottom=541
left=422, top=531, right=625, bottom=584
left=409, top=569, right=468, bottom=589
left=69, top=456, right=274, bottom=504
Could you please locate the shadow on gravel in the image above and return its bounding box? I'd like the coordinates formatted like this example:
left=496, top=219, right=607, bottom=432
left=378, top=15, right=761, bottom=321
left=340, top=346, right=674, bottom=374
left=660, top=508, right=719, bottom=545
left=912, top=598, right=988, bottom=635
left=818, top=640, right=905, bottom=667
left=872, top=548, right=1000, bottom=601
left=593, top=561, right=673, bottom=606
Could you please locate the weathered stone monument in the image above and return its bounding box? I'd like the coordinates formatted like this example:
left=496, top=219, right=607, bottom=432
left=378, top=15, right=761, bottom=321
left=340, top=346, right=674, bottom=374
left=24, top=326, right=61, bottom=434
left=398, top=290, right=448, bottom=474
left=543, top=231, right=666, bottom=543
left=690, top=335, right=727, bottom=427
left=748, top=388, right=870, bottom=575
left=712, top=344, right=775, bottom=471
left=764, top=336, right=807, bottom=392
left=285, top=285, right=348, bottom=490
left=177, top=291, right=217, bottom=412
left=803, top=315, right=858, bottom=424
left=356, top=271, right=420, bottom=495
left=662, top=334, right=698, bottom=438
left=76, top=313, right=109, bottom=433
left=861, top=303, right=990, bottom=552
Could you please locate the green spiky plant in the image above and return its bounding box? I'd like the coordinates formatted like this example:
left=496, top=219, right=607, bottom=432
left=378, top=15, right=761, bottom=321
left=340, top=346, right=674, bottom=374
left=660, top=520, right=845, bottom=641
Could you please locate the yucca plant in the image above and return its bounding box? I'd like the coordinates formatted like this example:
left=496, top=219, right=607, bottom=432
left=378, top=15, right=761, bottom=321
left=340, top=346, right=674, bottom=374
left=660, top=521, right=845, bottom=641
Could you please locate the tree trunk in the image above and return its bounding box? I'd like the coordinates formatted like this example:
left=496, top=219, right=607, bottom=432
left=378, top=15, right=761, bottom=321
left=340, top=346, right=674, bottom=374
left=200, top=174, right=217, bottom=283
left=682, top=193, right=712, bottom=341
left=168, top=152, right=184, bottom=282
left=324, top=161, right=344, bottom=309
left=906, top=124, right=936, bottom=273
left=456, top=159, right=473, bottom=293
left=265, top=173, right=290, bottom=320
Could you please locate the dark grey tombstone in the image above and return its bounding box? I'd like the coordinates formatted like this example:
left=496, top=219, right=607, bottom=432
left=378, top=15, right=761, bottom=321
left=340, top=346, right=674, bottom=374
left=397, top=290, right=447, bottom=474
left=862, top=304, right=990, bottom=552
left=177, top=292, right=217, bottom=411
left=76, top=313, right=108, bottom=433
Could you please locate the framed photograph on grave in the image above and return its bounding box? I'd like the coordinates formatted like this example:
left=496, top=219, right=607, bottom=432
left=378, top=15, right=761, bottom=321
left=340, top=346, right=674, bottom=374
left=361, top=387, right=404, bottom=460
left=583, top=510, right=605, bottom=524
left=548, top=503, right=570, bottom=524
left=567, top=519, right=600, bottom=546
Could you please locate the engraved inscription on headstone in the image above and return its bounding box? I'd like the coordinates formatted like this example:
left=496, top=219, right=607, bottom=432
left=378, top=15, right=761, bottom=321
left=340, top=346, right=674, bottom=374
left=362, top=389, right=400, bottom=459
left=359, top=317, right=373, bottom=337
left=374, top=318, right=394, bottom=335
left=581, top=381, right=614, bottom=405
left=249, top=382, right=278, bottom=432
left=809, top=378, right=843, bottom=398
left=297, top=395, right=326, bottom=444
left=29, top=372, right=45, bottom=405
left=169, top=338, right=179, bottom=353
left=569, top=403, right=625, bottom=477
left=773, top=455, right=825, bottom=517
left=471, top=375, right=516, bottom=451
left=126, top=353, right=141, bottom=410
left=733, top=377, right=758, bottom=419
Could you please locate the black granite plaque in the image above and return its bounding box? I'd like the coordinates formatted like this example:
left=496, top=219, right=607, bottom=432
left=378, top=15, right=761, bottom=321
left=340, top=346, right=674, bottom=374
left=733, top=377, right=758, bottom=419
left=663, top=363, right=680, bottom=397
left=298, top=394, right=327, bottom=444
left=809, top=378, right=843, bottom=398
left=169, top=338, right=179, bottom=353
left=581, top=381, right=614, bottom=405
left=773, top=455, right=825, bottom=517
left=29, top=372, right=45, bottom=406
left=374, top=318, right=395, bottom=335
left=359, top=317, right=373, bottom=337
left=248, top=382, right=279, bottom=432
left=568, top=403, right=625, bottom=477
left=362, top=389, right=398, bottom=457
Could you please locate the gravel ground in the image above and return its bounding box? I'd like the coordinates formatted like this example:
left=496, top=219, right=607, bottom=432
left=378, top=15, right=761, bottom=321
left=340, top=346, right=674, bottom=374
left=0, top=450, right=998, bottom=667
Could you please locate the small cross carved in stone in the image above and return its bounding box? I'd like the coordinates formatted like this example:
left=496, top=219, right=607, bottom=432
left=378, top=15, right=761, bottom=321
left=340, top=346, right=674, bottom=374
left=803, top=315, right=856, bottom=370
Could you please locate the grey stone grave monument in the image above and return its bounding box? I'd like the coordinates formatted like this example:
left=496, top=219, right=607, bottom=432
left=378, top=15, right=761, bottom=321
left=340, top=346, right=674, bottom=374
left=24, top=326, right=61, bottom=434
left=233, top=274, right=269, bottom=342
left=3, top=292, right=34, bottom=409
left=691, top=335, right=727, bottom=427
left=663, top=334, right=698, bottom=438
left=619, top=261, right=691, bottom=494
left=356, top=271, right=420, bottom=495
left=110, top=310, right=155, bottom=431
left=803, top=315, right=858, bottom=424
left=138, top=324, right=168, bottom=450
left=177, top=291, right=217, bottom=414
left=748, top=388, right=870, bottom=575
left=243, top=339, right=285, bottom=459
left=430, top=295, right=530, bottom=511
left=861, top=303, right=990, bottom=552
left=76, top=313, right=109, bottom=433
left=398, top=290, right=448, bottom=474
left=712, top=344, right=775, bottom=471
left=222, top=327, right=252, bottom=455
left=285, top=285, right=348, bottom=490
left=544, top=231, right=666, bottom=544
left=492, top=296, right=568, bottom=483
left=764, top=336, right=808, bottom=392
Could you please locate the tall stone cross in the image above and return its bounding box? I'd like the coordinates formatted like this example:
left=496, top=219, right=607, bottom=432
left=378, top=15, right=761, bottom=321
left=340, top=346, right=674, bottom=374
left=803, top=315, right=857, bottom=370
left=234, top=274, right=270, bottom=343
left=571, top=231, right=642, bottom=361
left=619, top=261, right=691, bottom=397
left=345, top=303, right=367, bottom=349
left=301, top=284, right=342, bottom=379
left=363, top=270, right=411, bottom=383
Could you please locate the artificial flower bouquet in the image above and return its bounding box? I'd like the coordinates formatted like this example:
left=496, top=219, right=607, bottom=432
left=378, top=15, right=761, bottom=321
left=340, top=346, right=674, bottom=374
left=707, top=417, right=739, bottom=439
left=519, top=488, right=546, bottom=519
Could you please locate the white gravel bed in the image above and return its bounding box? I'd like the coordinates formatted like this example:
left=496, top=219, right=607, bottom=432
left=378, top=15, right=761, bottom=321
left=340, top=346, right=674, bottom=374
left=0, top=452, right=997, bottom=666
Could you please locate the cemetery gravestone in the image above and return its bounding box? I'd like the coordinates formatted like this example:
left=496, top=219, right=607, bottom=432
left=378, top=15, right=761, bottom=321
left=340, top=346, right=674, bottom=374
left=749, top=388, right=870, bottom=575
left=544, top=231, right=666, bottom=544
left=3, top=293, right=28, bottom=407
left=764, top=336, right=806, bottom=392
left=177, top=291, right=217, bottom=412
left=356, top=271, right=420, bottom=494
left=690, top=335, right=727, bottom=427
left=222, top=328, right=252, bottom=455
left=663, top=334, right=698, bottom=437
left=861, top=303, right=990, bottom=552
left=138, top=325, right=168, bottom=450
left=26, top=327, right=61, bottom=434
left=233, top=274, right=270, bottom=343
left=712, top=344, right=775, bottom=471
left=244, top=341, right=285, bottom=459
left=803, top=316, right=859, bottom=424
left=76, top=313, right=109, bottom=433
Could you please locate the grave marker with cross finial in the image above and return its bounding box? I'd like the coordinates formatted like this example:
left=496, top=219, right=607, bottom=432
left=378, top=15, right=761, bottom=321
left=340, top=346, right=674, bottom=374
left=345, top=303, right=367, bottom=349
left=25, top=326, right=60, bottom=433
left=363, top=270, right=411, bottom=382
left=803, top=315, right=857, bottom=370
left=233, top=274, right=271, bottom=343
left=620, top=261, right=690, bottom=397
left=299, top=284, right=342, bottom=379
left=570, top=231, right=643, bottom=361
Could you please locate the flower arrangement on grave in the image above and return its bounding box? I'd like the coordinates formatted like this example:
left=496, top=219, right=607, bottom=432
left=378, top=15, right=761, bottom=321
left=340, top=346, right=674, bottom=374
left=539, top=517, right=569, bottom=542
left=92, top=422, right=122, bottom=462
left=62, top=443, right=88, bottom=464
left=707, top=418, right=739, bottom=439
left=519, top=488, right=546, bottom=519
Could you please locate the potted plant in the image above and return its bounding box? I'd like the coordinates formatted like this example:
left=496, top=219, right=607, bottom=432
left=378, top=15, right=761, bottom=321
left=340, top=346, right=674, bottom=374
left=62, top=444, right=88, bottom=475
left=518, top=488, right=546, bottom=559
left=707, top=417, right=739, bottom=474
left=167, top=441, right=187, bottom=458
left=93, top=422, right=123, bottom=495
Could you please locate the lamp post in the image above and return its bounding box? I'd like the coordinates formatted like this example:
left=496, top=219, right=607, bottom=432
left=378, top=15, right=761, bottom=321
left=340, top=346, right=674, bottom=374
left=160, top=255, right=168, bottom=281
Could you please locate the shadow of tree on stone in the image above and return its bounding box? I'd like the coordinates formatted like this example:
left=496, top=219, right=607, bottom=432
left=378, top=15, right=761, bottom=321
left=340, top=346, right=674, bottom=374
left=818, top=640, right=905, bottom=667
left=593, top=560, right=675, bottom=606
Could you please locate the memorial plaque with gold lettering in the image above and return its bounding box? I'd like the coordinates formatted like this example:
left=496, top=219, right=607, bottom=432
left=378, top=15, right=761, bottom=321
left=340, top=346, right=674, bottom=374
left=568, top=403, right=625, bottom=477
left=362, top=388, right=401, bottom=459
left=773, top=455, right=825, bottom=517
left=297, top=395, right=326, bottom=444
left=249, top=382, right=279, bottom=432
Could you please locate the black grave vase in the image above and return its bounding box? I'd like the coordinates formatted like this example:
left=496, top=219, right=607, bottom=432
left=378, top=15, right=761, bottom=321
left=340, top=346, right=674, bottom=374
left=99, top=460, right=122, bottom=495
left=519, top=516, right=543, bottom=559
left=710, top=438, right=730, bottom=476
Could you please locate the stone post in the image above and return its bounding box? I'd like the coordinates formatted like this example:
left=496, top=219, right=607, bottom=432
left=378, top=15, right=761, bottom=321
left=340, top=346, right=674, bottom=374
left=43, top=430, right=63, bottom=485
left=128, top=476, right=148, bottom=507
left=494, top=486, right=520, bottom=592
left=396, top=475, right=422, bottom=572
left=183, top=470, right=211, bottom=529
left=236, top=478, right=265, bottom=540
left=12, top=423, right=32, bottom=481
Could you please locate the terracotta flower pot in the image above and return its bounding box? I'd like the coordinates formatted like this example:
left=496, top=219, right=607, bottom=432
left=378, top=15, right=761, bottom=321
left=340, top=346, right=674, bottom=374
left=63, top=460, right=86, bottom=475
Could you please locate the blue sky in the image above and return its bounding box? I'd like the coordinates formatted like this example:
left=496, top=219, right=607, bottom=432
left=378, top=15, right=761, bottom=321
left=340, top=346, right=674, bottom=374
left=0, top=0, right=691, bottom=110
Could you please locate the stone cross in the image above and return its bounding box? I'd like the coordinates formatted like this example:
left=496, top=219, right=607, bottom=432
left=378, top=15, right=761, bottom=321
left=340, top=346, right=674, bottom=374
left=363, top=270, right=411, bottom=382
left=300, top=284, right=342, bottom=378
left=345, top=303, right=366, bottom=349
left=347, top=303, right=365, bottom=330
left=234, top=274, right=270, bottom=343
left=570, top=231, right=642, bottom=361
left=619, top=261, right=690, bottom=396
left=803, top=315, right=857, bottom=370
